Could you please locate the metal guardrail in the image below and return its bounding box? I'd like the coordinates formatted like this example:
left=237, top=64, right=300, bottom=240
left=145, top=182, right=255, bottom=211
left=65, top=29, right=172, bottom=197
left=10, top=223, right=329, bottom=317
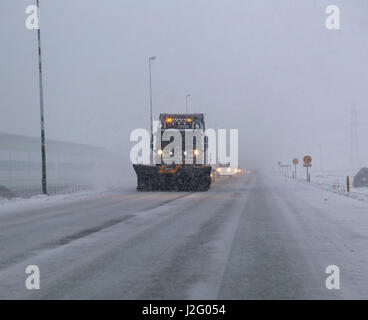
left=8, top=184, right=92, bottom=198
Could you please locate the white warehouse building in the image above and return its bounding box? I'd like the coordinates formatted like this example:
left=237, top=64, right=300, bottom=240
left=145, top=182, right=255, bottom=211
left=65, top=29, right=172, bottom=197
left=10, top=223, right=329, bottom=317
left=0, top=132, right=109, bottom=197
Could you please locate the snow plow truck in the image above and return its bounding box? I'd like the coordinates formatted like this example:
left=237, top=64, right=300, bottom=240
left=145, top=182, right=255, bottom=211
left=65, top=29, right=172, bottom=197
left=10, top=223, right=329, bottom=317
left=133, top=113, right=212, bottom=191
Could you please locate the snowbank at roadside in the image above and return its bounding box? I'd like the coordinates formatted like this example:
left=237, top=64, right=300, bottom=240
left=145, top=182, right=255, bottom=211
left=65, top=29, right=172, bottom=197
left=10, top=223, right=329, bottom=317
left=0, top=189, right=116, bottom=215
left=293, top=170, right=368, bottom=202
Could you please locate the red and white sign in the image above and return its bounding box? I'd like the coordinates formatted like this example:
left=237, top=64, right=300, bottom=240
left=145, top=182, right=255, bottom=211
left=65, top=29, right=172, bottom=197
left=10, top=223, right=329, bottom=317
left=303, top=155, right=312, bottom=167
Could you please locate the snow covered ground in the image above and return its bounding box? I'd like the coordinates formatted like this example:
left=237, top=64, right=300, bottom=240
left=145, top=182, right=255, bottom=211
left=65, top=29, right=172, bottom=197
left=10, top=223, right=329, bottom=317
left=0, top=191, right=107, bottom=215
left=289, top=170, right=368, bottom=202
left=0, top=176, right=138, bottom=215
left=1, top=172, right=368, bottom=299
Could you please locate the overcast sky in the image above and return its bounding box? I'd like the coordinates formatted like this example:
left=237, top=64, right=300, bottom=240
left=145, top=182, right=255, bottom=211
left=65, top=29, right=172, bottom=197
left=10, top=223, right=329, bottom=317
left=1, top=0, right=368, bottom=170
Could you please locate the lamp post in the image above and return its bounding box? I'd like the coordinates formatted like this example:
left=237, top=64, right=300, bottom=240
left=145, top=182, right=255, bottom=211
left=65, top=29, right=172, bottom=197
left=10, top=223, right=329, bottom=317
left=148, top=56, right=156, bottom=164
left=185, top=94, right=191, bottom=113
left=36, top=0, right=47, bottom=194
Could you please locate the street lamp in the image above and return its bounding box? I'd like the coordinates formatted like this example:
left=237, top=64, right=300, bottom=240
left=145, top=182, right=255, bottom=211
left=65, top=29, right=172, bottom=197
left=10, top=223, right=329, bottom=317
left=36, top=0, right=47, bottom=194
left=148, top=56, right=156, bottom=164
left=186, top=94, right=191, bottom=113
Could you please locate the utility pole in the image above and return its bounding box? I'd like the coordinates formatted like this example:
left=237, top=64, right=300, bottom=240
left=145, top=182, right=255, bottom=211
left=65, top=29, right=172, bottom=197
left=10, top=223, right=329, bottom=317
left=148, top=56, right=156, bottom=164
left=350, top=104, right=359, bottom=170
left=319, top=144, right=323, bottom=172
left=186, top=94, right=191, bottom=113
left=36, top=0, right=47, bottom=194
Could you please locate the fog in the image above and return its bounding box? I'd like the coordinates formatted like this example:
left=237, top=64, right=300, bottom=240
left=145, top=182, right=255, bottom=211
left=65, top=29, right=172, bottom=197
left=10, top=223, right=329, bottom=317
left=1, top=0, right=368, bottom=172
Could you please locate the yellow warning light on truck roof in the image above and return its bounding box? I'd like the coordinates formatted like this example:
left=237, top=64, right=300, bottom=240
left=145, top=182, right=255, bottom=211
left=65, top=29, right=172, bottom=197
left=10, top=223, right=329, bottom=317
left=166, top=118, right=172, bottom=123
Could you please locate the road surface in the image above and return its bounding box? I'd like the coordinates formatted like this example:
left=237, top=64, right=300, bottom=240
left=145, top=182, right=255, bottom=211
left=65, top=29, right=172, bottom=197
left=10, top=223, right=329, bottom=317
left=1, top=172, right=368, bottom=299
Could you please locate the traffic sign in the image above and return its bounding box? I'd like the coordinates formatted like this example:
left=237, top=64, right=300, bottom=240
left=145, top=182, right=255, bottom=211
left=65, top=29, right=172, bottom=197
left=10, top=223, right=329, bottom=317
left=303, top=155, right=312, bottom=165
left=303, top=155, right=312, bottom=182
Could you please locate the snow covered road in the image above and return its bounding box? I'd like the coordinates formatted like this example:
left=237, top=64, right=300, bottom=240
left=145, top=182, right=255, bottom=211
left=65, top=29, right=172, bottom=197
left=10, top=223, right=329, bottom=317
left=0, top=172, right=368, bottom=299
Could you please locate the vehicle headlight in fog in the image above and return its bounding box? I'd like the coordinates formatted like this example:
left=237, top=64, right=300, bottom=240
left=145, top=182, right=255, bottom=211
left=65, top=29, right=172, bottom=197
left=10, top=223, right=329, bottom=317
left=216, top=168, right=221, bottom=173
left=157, top=150, right=163, bottom=155
left=227, top=168, right=231, bottom=172
left=194, top=149, right=200, bottom=156
left=183, top=151, right=187, bottom=156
